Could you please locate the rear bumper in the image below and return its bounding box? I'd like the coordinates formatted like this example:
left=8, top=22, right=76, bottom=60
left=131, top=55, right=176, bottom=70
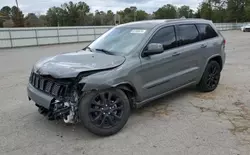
left=222, top=51, right=226, bottom=69
left=27, top=83, right=53, bottom=109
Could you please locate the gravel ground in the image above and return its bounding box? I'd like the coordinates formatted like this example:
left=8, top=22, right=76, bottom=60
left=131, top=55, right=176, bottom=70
left=0, top=30, right=250, bottom=155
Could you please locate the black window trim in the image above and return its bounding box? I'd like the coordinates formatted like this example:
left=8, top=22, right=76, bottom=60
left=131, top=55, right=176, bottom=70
left=195, top=23, right=219, bottom=41
left=175, top=23, right=200, bottom=47
left=141, top=25, right=178, bottom=57
left=140, top=22, right=220, bottom=58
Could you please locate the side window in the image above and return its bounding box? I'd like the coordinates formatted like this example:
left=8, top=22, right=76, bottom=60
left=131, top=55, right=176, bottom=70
left=177, top=24, right=199, bottom=46
left=196, top=24, right=218, bottom=40
left=149, top=26, right=177, bottom=50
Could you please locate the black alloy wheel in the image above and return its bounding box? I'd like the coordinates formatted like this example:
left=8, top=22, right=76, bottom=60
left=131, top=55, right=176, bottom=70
left=206, top=63, right=220, bottom=89
left=197, top=60, right=221, bottom=92
left=79, top=88, right=130, bottom=136
left=89, top=92, right=124, bottom=128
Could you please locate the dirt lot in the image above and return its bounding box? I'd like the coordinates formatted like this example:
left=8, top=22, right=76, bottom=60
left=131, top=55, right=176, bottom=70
left=0, top=30, right=250, bottom=155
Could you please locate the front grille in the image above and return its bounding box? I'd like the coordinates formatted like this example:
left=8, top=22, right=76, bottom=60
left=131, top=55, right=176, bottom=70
left=29, top=72, right=69, bottom=97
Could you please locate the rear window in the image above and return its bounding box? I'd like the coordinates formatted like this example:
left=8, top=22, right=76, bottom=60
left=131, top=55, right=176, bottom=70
left=196, top=24, right=218, bottom=40
left=177, top=24, right=199, bottom=46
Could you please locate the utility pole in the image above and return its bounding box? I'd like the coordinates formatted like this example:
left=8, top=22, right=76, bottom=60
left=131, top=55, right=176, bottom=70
left=114, top=14, right=121, bottom=25
left=134, top=11, right=136, bottom=21
left=15, top=0, right=19, bottom=8
left=130, top=6, right=137, bottom=21
left=15, top=0, right=20, bottom=27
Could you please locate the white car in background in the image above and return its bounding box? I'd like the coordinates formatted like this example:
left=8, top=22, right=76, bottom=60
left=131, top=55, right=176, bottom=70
left=241, top=24, right=250, bottom=32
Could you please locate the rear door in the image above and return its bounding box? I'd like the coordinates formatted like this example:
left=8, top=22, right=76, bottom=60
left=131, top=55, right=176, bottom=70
left=172, top=24, right=204, bottom=87
left=195, top=23, right=223, bottom=62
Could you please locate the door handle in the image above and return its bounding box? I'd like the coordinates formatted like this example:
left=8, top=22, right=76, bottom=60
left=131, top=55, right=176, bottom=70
left=172, top=52, right=180, bottom=57
left=201, top=44, right=207, bottom=48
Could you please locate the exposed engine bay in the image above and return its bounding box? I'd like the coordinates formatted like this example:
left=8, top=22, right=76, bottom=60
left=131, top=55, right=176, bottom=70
left=29, top=72, right=83, bottom=123
left=36, top=93, right=79, bottom=123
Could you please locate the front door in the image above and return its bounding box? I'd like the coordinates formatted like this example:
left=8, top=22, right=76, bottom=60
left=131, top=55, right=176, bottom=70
left=138, top=26, right=180, bottom=100
left=138, top=24, right=202, bottom=101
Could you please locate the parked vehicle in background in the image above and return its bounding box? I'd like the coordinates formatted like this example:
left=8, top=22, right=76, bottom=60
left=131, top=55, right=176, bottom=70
left=27, top=19, right=226, bottom=136
left=241, top=24, right=250, bottom=32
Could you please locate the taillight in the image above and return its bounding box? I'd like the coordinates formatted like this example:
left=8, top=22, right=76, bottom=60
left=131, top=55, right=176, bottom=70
left=223, top=39, right=226, bottom=45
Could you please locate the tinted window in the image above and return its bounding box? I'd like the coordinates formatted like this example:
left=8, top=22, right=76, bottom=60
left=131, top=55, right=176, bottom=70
left=149, top=26, right=177, bottom=50
left=196, top=24, right=218, bottom=40
left=177, top=24, right=199, bottom=46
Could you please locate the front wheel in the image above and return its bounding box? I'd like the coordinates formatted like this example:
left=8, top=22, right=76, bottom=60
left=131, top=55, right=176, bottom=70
left=79, top=88, right=130, bottom=136
left=197, top=61, right=221, bottom=92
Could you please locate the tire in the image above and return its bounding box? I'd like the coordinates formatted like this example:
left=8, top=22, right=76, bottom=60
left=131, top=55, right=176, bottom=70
left=197, top=61, right=221, bottom=92
left=79, top=88, right=130, bottom=136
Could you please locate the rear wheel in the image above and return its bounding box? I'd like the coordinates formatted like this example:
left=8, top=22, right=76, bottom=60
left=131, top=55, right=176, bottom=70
left=197, top=61, right=221, bottom=92
left=79, top=88, right=130, bottom=136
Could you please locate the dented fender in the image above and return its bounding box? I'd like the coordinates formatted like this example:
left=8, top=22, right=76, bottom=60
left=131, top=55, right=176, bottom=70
left=78, top=69, right=135, bottom=93
left=82, top=83, right=113, bottom=92
left=78, top=70, right=116, bottom=92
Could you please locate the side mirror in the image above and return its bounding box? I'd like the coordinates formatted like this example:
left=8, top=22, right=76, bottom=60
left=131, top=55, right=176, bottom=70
left=143, top=43, right=164, bottom=57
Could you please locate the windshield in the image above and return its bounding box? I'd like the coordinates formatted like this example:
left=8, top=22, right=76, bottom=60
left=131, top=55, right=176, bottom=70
left=88, top=27, right=149, bottom=55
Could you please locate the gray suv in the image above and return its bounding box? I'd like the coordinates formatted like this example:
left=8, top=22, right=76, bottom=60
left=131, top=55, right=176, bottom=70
left=27, top=19, right=226, bottom=136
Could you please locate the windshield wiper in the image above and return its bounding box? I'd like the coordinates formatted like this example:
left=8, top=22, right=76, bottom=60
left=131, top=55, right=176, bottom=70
left=83, top=46, right=93, bottom=52
left=95, top=48, right=114, bottom=55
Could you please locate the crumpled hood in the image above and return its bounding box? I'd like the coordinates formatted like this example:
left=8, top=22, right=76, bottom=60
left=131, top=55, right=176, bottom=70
left=33, top=50, right=125, bottom=78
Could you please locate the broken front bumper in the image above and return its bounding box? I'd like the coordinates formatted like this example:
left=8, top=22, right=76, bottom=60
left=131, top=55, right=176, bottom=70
left=27, top=83, right=77, bottom=122
left=27, top=83, right=53, bottom=109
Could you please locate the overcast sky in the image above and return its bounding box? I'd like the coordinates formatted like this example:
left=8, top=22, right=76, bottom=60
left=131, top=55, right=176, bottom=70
left=1, top=0, right=202, bottom=15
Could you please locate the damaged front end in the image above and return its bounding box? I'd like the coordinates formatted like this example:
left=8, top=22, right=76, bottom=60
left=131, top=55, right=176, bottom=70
left=28, top=72, right=84, bottom=123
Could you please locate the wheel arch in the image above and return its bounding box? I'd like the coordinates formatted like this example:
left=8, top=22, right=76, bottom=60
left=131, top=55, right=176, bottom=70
left=114, top=82, right=138, bottom=109
left=80, top=81, right=139, bottom=108
left=198, top=54, right=223, bottom=84
left=208, top=55, right=223, bottom=71
left=197, top=55, right=222, bottom=92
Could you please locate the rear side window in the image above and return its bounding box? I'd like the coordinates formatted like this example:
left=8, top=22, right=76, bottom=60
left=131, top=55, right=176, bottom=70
left=196, top=24, right=218, bottom=40
left=149, top=26, right=177, bottom=50
left=177, top=24, right=199, bottom=46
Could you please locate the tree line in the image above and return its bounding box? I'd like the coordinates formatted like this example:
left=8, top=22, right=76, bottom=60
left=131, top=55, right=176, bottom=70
left=0, top=0, right=249, bottom=27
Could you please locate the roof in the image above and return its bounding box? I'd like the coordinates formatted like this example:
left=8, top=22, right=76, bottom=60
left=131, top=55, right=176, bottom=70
left=117, top=20, right=166, bottom=29
left=117, top=18, right=211, bottom=29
